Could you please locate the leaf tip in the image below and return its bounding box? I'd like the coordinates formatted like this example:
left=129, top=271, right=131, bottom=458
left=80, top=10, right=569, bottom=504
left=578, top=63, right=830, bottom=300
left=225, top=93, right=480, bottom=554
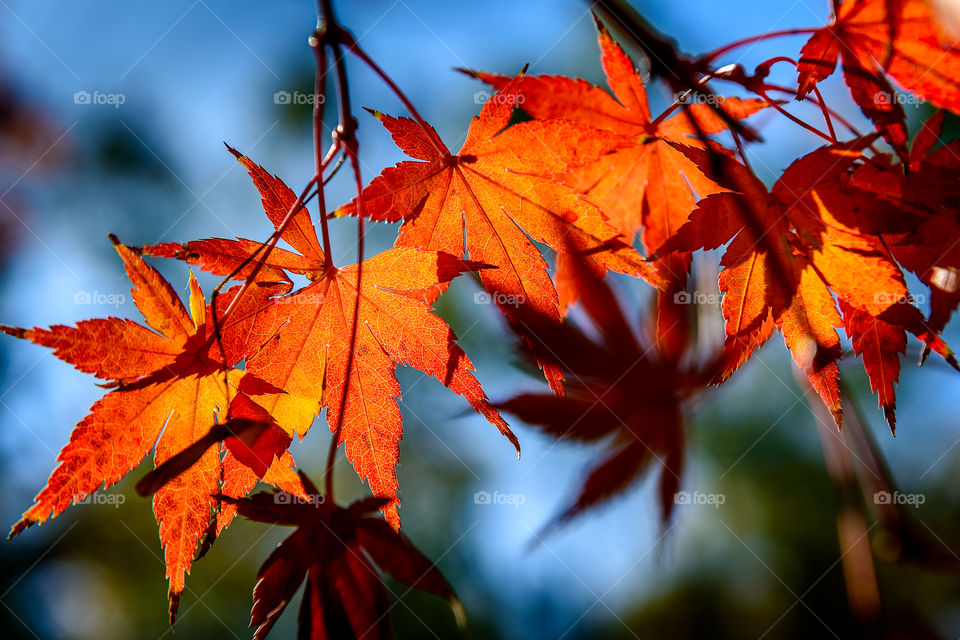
left=590, top=10, right=606, bottom=33
left=0, top=325, right=28, bottom=340
left=831, top=407, right=843, bottom=431
left=8, top=517, right=34, bottom=539
left=506, top=429, right=521, bottom=459
left=168, top=590, right=181, bottom=627
left=943, top=350, right=960, bottom=372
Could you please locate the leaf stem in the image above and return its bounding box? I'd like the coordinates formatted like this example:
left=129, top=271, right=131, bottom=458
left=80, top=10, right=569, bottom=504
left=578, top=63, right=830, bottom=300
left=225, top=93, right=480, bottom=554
left=325, top=73, right=365, bottom=503
left=811, top=84, right=838, bottom=141
left=341, top=37, right=446, bottom=154
left=697, top=28, right=818, bottom=65
left=311, top=30, right=335, bottom=269
left=764, top=83, right=864, bottom=137
left=209, top=176, right=318, bottom=359
left=310, top=0, right=369, bottom=504
left=760, top=89, right=837, bottom=142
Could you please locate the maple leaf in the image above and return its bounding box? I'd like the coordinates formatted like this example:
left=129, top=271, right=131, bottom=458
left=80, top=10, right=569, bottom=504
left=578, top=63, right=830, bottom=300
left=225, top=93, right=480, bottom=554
left=796, top=0, right=960, bottom=160
left=146, top=147, right=518, bottom=530
left=462, top=18, right=766, bottom=298
left=840, top=299, right=906, bottom=429
left=334, top=75, right=661, bottom=391
left=656, top=138, right=954, bottom=427
left=221, top=473, right=461, bottom=640
left=651, top=145, right=827, bottom=400
left=852, top=111, right=960, bottom=341
left=144, top=237, right=310, bottom=284
left=1, top=237, right=304, bottom=620
left=498, top=252, right=691, bottom=528
left=142, top=144, right=324, bottom=284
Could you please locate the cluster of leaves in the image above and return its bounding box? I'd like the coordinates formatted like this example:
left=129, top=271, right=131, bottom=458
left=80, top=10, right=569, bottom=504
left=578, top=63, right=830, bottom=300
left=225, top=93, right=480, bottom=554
left=6, top=0, right=960, bottom=636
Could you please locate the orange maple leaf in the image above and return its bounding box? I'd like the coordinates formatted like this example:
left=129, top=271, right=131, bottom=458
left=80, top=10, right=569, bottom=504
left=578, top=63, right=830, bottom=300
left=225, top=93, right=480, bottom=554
left=840, top=299, right=906, bottom=428
left=147, top=148, right=519, bottom=530
left=797, top=0, right=960, bottom=160
left=1, top=237, right=304, bottom=620
left=334, top=75, right=661, bottom=392
left=658, top=139, right=954, bottom=427
left=462, top=18, right=766, bottom=297
left=851, top=111, right=960, bottom=347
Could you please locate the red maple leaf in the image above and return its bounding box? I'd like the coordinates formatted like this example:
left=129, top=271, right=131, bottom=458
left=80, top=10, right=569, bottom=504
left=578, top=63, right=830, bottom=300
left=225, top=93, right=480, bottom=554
left=462, top=18, right=766, bottom=303
left=143, top=147, right=519, bottom=529
left=797, top=0, right=960, bottom=160
left=499, top=252, right=691, bottom=528
left=221, top=473, right=461, bottom=640
left=2, top=237, right=304, bottom=620
left=334, top=75, right=662, bottom=392
left=657, top=138, right=955, bottom=428
left=852, top=111, right=960, bottom=356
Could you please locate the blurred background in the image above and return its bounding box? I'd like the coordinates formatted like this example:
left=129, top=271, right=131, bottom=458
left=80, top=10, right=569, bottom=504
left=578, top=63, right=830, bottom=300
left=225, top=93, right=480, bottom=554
left=1, top=1, right=959, bottom=638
